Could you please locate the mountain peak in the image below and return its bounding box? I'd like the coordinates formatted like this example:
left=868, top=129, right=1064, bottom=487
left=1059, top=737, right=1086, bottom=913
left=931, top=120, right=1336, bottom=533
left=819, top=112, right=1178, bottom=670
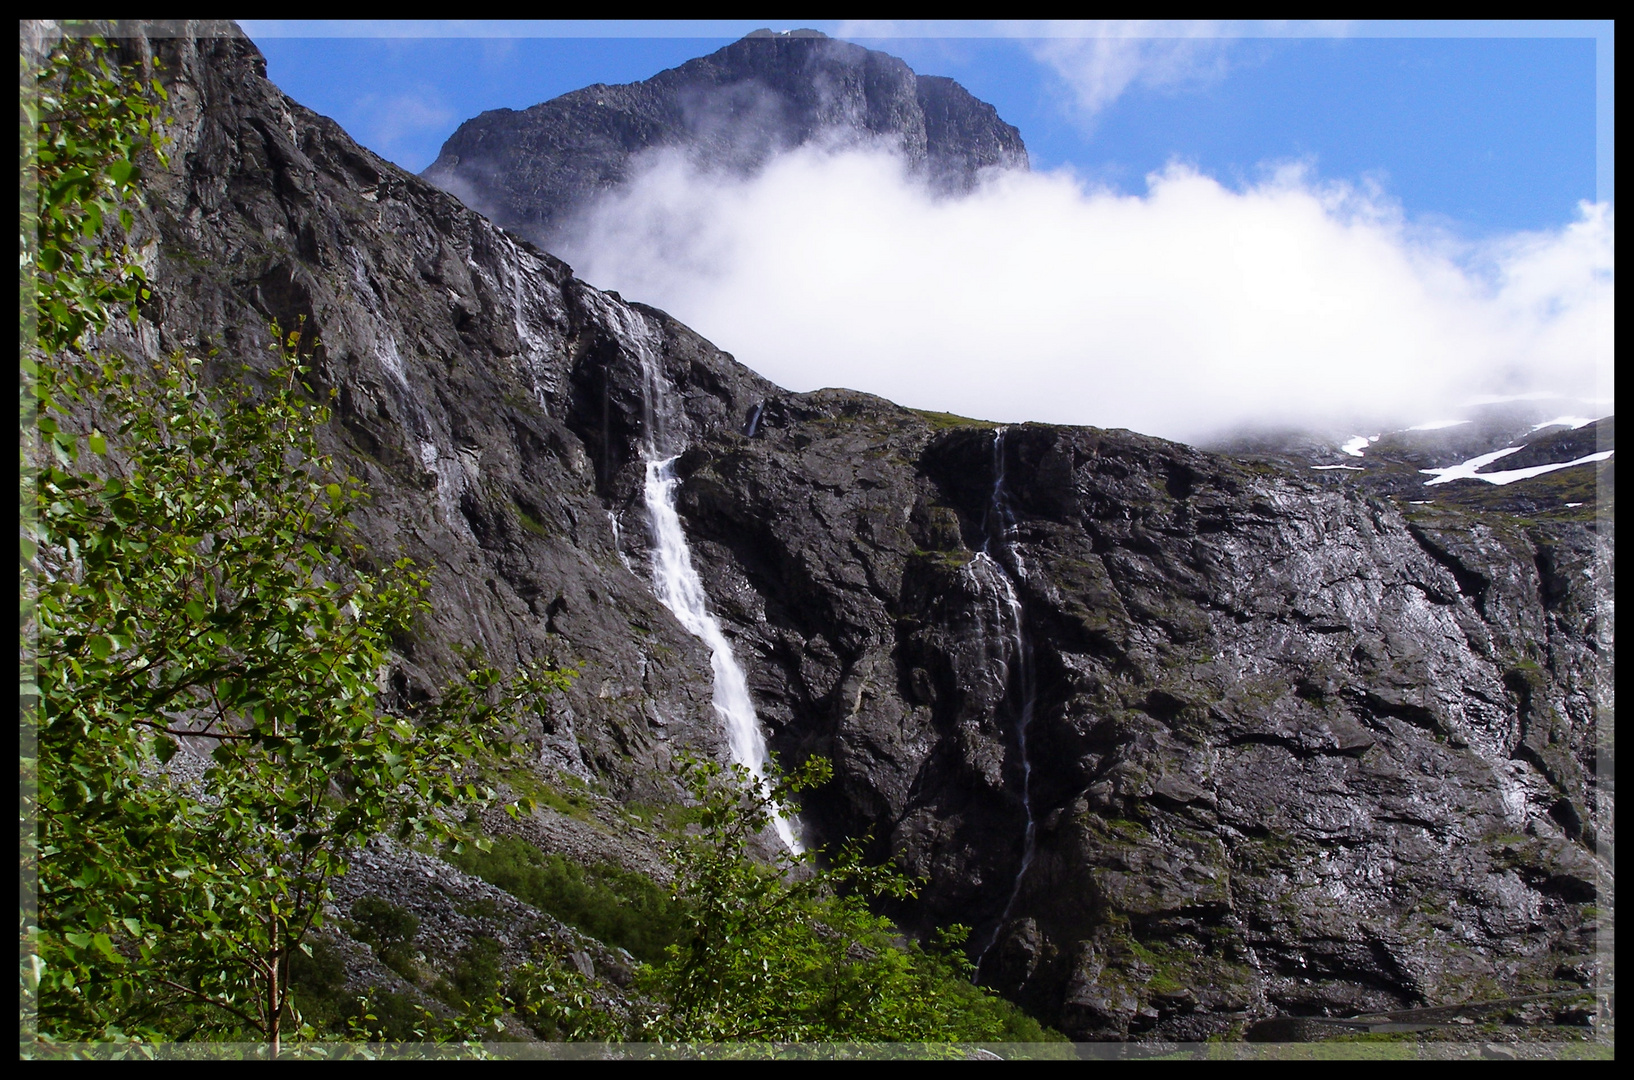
left=422, top=34, right=1027, bottom=249
left=743, top=27, right=829, bottom=39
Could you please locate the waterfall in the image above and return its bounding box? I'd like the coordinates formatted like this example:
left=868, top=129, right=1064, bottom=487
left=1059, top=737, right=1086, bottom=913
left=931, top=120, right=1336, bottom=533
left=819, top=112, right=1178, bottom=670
left=613, top=303, right=802, bottom=852
left=606, top=510, right=633, bottom=572
left=974, top=427, right=1039, bottom=974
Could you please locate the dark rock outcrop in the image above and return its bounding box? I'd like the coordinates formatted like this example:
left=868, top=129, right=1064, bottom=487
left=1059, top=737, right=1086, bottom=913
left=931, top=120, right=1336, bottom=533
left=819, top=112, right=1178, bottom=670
left=89, top=22, right=1610, bottom=1041
left=421, top=29, right=1029, bottom=248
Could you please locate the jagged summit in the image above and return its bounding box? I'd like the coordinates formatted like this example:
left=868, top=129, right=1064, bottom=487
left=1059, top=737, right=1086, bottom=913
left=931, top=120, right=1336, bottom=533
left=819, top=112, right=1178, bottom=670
left=744, top=27, right=830, bottom=39
left=421, top=31, right=1028, bottom=248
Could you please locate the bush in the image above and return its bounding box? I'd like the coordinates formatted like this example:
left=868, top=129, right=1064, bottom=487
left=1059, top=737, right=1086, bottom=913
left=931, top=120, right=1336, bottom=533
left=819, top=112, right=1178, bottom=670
left=347, top=896, right=421, bottom=979
left=633, top=755, right=1066, bottom=1043
left=436, top=936, right=503, bottom=1011
left=285, top=938, right=350, bottom=1036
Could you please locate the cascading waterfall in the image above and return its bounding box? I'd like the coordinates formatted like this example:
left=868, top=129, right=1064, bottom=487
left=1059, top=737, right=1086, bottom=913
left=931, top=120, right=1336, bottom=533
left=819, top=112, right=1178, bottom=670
left=615, top=305, right=802, bottom=852
left=974, top=427, right=1039, bottom=974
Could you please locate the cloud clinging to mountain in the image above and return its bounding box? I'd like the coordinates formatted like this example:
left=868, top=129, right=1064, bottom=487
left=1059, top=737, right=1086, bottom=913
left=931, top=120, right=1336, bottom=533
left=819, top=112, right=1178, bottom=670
left=561, top=145, right=1613, bottom=444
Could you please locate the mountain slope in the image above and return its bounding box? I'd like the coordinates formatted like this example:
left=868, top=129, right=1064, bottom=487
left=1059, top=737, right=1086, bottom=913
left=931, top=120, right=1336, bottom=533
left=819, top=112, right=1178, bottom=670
left=90, top=22, right=1612, bottom=1041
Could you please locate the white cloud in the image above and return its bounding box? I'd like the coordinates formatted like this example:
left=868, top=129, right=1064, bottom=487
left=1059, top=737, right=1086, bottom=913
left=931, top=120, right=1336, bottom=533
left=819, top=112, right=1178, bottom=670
left=559, top=147, right=1614, bottom=445
left=1024, top=22, right=1234, bottom=123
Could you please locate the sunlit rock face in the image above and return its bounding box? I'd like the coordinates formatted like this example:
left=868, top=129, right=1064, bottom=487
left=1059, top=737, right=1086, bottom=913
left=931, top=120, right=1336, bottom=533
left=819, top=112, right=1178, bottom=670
left=108, top=21, right=1607, bottom=1041
left=420, top=29, right=1029, bottom=249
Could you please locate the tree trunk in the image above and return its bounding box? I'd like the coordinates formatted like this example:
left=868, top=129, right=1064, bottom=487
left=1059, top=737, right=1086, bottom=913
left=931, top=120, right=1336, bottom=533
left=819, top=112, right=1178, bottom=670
left=268, top=917, right=281, bottom=1059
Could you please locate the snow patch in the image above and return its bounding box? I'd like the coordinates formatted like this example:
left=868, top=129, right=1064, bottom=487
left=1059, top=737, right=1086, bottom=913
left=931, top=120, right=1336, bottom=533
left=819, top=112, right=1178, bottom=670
left=1529, top=415, right=1600, bottom=432
left=1407, top=419, right=1473, bottom=431
left=1422, top=448, right=1613, bottom=487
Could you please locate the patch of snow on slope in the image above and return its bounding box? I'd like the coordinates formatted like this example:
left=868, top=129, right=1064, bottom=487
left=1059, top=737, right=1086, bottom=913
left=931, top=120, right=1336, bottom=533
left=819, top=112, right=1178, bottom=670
left=1529, top=415, right=1600, bottom=432
left=1422, top=448, right=1614, bottom=487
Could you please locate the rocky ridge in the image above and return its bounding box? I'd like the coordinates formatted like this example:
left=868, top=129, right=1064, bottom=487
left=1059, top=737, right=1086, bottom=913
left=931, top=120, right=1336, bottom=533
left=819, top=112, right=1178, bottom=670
left=85, top=22, right=1613, bottom=1042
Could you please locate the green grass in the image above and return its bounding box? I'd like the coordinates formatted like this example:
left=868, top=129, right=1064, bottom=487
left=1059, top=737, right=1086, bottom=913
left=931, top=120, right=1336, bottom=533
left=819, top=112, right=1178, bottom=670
left=492, top=763, right=601, bottom=824
left=910, top=547, right=976, bottom=569
left=621, top=798, right=704, bottom=835
left=513, top=504, right=551, bottom=537
left=447, top=836, right=685, bottom=964
left=908, top=408, right=1000, bottom=431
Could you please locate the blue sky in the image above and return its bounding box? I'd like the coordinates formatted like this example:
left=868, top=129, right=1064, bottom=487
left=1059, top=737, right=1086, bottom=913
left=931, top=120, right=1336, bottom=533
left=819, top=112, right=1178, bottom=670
left=245, top=20, right=1610, bottom=237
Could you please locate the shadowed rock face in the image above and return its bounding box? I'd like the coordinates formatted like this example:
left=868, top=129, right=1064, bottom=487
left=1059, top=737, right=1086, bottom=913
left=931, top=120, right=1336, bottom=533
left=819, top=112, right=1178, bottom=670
left=420, top=29, right=1029, bottom=248
left=100, top=23, right=1608, bottom=1041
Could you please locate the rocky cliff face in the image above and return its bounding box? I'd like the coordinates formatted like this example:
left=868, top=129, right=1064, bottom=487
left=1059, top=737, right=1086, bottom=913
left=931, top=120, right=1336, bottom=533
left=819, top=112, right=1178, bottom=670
left=421, top=29, right=1029, bottom=248
left=100, top=23, right=1609, bottom=1040
left=669, top=408, right=1611, bottom=1038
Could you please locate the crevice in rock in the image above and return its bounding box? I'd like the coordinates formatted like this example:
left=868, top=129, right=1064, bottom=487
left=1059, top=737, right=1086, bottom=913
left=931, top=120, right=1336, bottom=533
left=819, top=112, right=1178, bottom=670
left=1345, top=687, right=1444, bottom=737
left=1534, top=546, right=1571, bottom=612
left=1224, top=733, right=1319, bottom=758
left=1406, top=523, right=1491, bottom=615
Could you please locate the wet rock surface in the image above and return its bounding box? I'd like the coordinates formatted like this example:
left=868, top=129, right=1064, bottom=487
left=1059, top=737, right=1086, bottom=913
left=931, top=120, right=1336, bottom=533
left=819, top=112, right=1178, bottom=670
left=421, top=28, right=1028, bottom=248
left=102, top=22, right=1611, bottom=1041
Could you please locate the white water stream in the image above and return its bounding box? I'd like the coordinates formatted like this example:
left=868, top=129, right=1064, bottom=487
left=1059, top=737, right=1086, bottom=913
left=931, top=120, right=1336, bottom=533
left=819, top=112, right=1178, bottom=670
left=615, top=303, right=801, bottom=852
left=973, top=428, right=1040, bottom=973
left=643, top=457, right=801, bottom=851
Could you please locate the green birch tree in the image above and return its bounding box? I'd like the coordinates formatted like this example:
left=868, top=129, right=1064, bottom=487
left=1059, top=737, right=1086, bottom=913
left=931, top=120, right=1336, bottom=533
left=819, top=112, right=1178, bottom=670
left=23, top=32, right=565, bottom=1055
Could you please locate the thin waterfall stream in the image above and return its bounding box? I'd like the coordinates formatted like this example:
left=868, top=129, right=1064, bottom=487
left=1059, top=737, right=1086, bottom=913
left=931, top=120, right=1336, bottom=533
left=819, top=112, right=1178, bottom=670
left=974, top=428, right=1039, bottom=974
left=614, top=307, right=801, bottom=852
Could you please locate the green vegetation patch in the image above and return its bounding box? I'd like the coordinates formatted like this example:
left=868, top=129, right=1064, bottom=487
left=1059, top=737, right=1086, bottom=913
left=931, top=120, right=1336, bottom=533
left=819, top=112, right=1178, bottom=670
left=448, top=836, right=684, bottom=964
left=434, top=935, right=504, bottom=1011
left=347, top=895, right=422, bottom=980
left=908, top=408, right=1001, bottom=431
left=513, top=502, right=552, bottom=537
left=491, top=762, right=602, bottom=824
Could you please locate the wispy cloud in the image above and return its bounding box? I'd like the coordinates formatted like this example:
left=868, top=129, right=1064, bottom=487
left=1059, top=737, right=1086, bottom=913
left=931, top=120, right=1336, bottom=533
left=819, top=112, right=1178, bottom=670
left=1024, top=22, right=1234, bottom=124
left=838, top=20, right=1352, bottom=126
left=344, top=90, right=457, bottom=170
